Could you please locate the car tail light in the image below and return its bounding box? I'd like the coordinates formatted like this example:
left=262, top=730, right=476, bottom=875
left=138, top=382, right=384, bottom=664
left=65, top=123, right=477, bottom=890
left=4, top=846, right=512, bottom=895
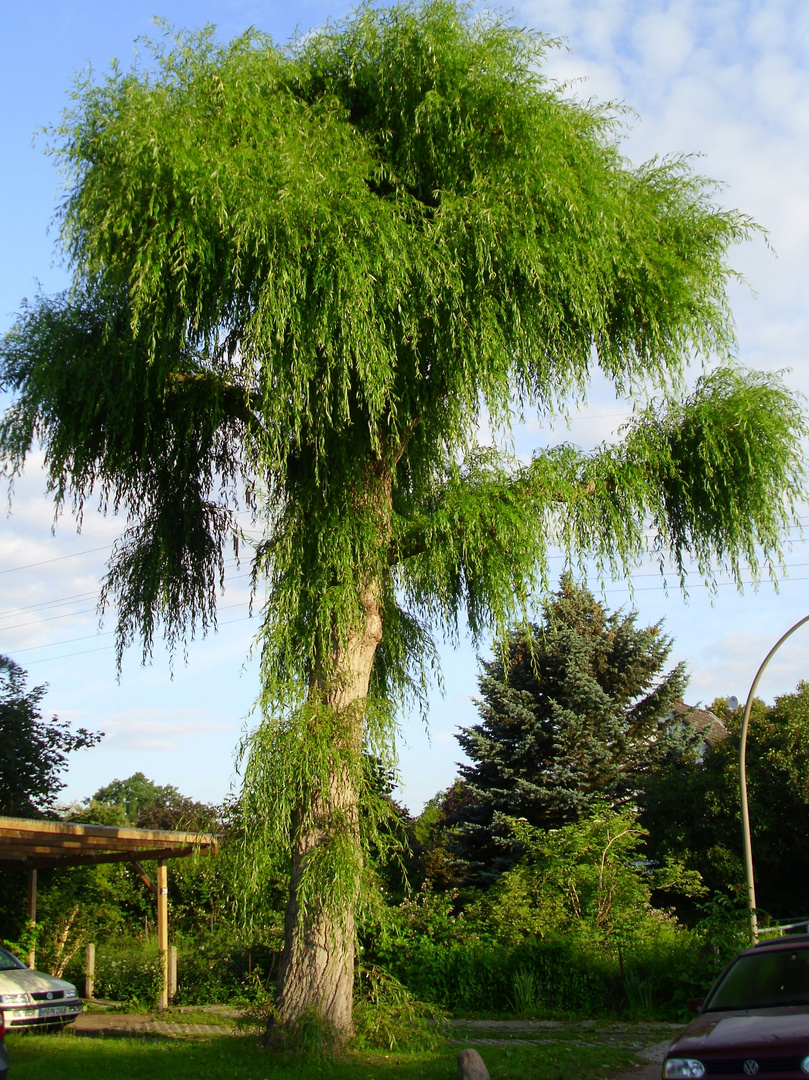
left=0, top=1010, right=5, bottom=1038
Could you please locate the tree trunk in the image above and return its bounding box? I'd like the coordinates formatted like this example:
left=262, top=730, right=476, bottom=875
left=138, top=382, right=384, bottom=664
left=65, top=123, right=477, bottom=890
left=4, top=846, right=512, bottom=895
left=271, top=577, right=384, bottom=1048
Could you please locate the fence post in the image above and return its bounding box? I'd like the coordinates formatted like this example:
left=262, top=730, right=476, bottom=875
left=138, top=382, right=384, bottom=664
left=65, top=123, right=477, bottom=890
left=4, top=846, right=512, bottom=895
left=157, top=859, right=169, bottom=1011
left=26, top=869, right=37, bottom=969
left=169, top=945, right=178, bottom=1002
left=85, top=943, right=95, bottom=1001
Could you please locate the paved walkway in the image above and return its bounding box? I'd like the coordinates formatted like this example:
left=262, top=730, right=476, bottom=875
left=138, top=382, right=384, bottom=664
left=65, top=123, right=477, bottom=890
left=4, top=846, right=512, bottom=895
left=73, top=1005, right=241, bottom=1039
left=449, top=1017, right=673, bottom=1077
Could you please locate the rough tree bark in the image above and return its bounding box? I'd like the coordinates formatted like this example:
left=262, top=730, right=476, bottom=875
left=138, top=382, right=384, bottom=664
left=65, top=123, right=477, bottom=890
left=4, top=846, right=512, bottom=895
left=271, top=475, right=389, bottom=1045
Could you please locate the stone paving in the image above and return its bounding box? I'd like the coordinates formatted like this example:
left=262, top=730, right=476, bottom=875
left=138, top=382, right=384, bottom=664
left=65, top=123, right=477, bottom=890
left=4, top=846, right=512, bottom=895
left=450, top=1018, right=677, bottom=1053
left=447, top=1019, right=672, bottom=1080
left=73, top=1005, right=242, bottom=1039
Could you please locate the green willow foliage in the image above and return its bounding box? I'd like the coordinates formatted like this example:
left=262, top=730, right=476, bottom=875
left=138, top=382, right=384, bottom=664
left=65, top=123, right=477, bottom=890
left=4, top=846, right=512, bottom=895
left=0, top=3, right=805, bottom=941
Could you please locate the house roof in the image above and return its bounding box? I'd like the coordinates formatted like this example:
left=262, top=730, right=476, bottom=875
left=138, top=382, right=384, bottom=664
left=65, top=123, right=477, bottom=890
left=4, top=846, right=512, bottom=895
left=671, top=699, right=729, bottom=747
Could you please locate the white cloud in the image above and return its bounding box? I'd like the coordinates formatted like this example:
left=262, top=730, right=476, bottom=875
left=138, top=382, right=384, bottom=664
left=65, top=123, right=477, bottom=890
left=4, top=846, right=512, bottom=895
left=688, top=628, right=809, bottom=706
left=631, top=10, right=695, bottom=77
left=99, top=709, right=232, bottom=753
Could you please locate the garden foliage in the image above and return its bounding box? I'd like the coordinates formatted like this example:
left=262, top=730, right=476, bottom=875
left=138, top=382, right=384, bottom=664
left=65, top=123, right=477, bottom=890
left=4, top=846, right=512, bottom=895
left=642, top=684, right=809, bottom=920
left=368, top=807, right=730, bottom=1019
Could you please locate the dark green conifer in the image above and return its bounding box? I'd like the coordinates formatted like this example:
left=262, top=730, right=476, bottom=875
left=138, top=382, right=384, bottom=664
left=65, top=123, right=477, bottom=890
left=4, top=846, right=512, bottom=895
left=455, top=577, right=689, bottom=883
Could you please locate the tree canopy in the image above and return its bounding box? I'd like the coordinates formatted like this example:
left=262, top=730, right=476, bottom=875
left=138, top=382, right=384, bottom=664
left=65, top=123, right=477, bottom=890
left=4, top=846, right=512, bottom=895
left=641, top=685, right=809, bottom=921
left=86, top=772, right=212, bottom=830
left=0, top=0, right=805, bottom=1042
left=0, top=655, right=102, bottom=817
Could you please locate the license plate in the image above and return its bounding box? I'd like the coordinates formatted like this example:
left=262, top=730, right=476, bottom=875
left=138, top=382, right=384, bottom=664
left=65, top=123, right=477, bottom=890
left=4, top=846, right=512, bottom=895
left=39, top=1005, right=77, bottom=1017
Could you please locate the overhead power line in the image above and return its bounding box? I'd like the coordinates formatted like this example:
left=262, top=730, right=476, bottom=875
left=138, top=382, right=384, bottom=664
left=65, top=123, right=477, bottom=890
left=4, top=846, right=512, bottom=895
left=0, top=544, right=113, bottom=575
left=20, top=611, right=259, bottom=667
left=6, top=595, right=257, bottom=656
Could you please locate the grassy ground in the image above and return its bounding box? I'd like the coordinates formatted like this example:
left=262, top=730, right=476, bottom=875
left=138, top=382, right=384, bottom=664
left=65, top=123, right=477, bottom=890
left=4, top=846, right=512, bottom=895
left=4, top=1027, right=639, bottom=1080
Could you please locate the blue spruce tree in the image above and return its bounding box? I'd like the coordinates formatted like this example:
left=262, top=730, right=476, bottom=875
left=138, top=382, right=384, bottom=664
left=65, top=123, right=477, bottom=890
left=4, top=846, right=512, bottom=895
left=454, top=576, right=689, bottom=884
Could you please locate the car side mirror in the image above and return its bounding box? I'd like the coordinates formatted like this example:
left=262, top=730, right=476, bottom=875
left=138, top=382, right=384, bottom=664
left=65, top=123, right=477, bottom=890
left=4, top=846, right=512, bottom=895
left=687, top=997, right=704, bottom=1015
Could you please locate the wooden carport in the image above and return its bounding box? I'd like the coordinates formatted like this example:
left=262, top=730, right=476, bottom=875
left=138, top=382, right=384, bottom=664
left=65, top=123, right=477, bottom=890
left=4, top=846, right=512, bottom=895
left=0, top=815, right=219, bottom=1010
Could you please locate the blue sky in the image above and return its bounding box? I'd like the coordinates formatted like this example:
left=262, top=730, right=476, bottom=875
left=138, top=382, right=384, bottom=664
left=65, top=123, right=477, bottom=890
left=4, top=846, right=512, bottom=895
left=2, top=0, right=809, bottom=813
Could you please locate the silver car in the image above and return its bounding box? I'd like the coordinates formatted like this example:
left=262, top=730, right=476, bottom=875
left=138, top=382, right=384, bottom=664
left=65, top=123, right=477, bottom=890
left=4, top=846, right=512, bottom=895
left=0, top=946, right=82, bottom=1030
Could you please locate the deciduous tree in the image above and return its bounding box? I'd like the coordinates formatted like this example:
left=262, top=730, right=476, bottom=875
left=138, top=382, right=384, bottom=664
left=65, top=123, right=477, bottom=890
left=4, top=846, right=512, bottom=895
left=641, top=686, right=809, bottom=921
left=0, top=655, right=102, bottom=817
left=88, top=772, right=212, bottom=830
left=1, top=2, right=805, bottom=1044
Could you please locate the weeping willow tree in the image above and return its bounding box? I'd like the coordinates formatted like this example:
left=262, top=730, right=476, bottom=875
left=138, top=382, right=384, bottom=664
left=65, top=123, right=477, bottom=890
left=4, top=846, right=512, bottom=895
left=0, top=1, right=805, bottom=1045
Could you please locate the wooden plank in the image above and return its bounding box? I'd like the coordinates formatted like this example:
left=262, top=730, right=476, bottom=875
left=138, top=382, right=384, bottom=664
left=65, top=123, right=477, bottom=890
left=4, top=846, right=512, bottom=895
left=0, top=837, right=152, bottom=855
left=169, top=945, right=177, bottom=1002
left=0, top=846, right=200, bottom=869
left=85, top=943, right=95, bottom=1000
left=0, top=828, right=217, bottom=852
left=0, top=816, right=218, bottom=851
left=27, top=869, right=37, bottom=969
left=0, top=815, right=218, bottom=848
left=0, top=840, right=218, bottom=861
left=157, top=860, right=169, bottom=1012
left=131, top=860, right=158, bottom=895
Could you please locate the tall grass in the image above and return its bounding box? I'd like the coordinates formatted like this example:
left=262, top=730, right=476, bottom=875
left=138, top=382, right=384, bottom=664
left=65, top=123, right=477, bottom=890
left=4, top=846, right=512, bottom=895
left=372, top=932, right=726, bottom=1020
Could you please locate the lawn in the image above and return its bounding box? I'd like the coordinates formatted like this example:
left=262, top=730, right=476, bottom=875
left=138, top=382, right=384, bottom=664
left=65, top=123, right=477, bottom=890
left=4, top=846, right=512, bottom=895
left=4, top=1029, right=638, bottom=1080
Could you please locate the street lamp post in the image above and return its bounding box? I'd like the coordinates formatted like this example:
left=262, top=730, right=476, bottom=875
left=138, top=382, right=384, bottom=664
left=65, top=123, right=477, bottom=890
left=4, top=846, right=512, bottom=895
left=739, top=613, right=809, bottom=943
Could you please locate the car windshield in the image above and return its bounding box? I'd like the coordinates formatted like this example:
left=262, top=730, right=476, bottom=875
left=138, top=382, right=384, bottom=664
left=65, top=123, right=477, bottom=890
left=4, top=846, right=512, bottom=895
left=0, top=945, right=27, bottom=971
left=706, top=948, right=809, bottom=1010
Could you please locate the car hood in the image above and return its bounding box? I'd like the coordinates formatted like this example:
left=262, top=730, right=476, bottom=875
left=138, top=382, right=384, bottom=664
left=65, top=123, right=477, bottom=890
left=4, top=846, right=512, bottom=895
left=669, top=1009, right=809, bottom=1057
left=0, top=968, right=77, bottom=996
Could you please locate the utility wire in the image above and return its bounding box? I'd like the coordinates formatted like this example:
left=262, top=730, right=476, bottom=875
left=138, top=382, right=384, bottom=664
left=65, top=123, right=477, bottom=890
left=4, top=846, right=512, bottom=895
left=0, top=544, right=113, bottom=575
left=3, top=547, right=809, bottom=633
left=0, top=589, right=100, bottom=618
left=20, top=611, right=259, bottom=667
left=6, top=595, right=256, bottom=655
left=8, top=568, right=809, bottom=669
left=0, top=571, right=255, bottom=633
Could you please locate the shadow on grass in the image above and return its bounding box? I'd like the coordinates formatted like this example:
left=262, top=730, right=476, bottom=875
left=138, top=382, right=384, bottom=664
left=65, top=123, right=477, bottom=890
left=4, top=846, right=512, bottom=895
left=5, top=1029, right=636, bottom=1080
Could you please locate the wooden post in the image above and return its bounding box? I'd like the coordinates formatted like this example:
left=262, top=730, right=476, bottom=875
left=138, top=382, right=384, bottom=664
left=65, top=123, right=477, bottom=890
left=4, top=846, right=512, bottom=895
left=26, top=869, right=37, bottom=969
left=157, top=859, right=169, bottom=1011
left=85, top=943, right=96, bottom=1000
left=169, top=945, right=178, bottom=1002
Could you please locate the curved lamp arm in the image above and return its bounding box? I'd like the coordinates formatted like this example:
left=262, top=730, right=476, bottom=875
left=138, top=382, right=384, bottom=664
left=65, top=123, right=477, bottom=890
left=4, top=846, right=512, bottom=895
left=739, top=613, right=809, bottom=942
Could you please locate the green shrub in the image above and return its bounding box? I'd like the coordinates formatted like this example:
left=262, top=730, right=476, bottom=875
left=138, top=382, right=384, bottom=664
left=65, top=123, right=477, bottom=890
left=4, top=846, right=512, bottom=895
left=93, top=938, right=162, bottom=1007
left=171, top=935, right=279, bottom=1005
left=352, top=965, right=449, bottom=1051
left=368, top=898, right=731, bottom=1019
left=508, top=969, right=539, bottom=1017
left=63, top=934, right=280, bottom=1007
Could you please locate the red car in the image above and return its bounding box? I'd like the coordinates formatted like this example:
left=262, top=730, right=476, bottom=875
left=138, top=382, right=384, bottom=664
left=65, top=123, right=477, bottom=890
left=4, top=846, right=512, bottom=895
left=663, top=935, right=809, bottom=1080
left=0, top=1008, right=8, bottom=1079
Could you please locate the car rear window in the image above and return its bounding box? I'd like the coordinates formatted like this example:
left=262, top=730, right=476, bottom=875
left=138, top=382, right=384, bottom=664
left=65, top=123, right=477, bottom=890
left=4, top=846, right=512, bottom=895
left=706, top=948, right=809, bottom=1010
